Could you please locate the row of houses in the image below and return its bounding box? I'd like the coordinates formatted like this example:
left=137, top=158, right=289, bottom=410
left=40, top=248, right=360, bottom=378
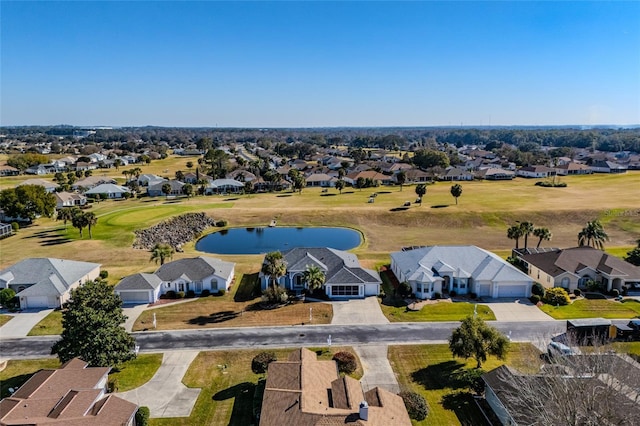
left=2, top=245, right=638, bottom=309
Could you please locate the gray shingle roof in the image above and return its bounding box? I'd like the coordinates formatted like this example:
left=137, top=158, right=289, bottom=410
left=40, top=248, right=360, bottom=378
left=391, top=245, right=531, bottom=283
left=115, top=273, right=163, bottom=291
left=281, top=248, right=380, bottom=285
left=155, top=256, right=235, bottom=282
left=0, top=258, right=101, bottom=297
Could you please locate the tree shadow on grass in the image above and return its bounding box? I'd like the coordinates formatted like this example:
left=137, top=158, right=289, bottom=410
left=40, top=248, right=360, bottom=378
left=411, top=360, right=466, bottom=390
left=320, top=193, right=337, bottom=197
left=40, top=237, right=72, bottom=246
left=188, top=310, right=239, bottom=325
left=442, top=391, right=488, bottom=426
left=277, top=194, right=292, bottom=197
left=224, top=197, right=239, bottom=201
left=213, top=382, right=256, bottom=426
left=390, top=207, right=409, bottom=212
left=234, top=273, right=260, bottom=302
left=431, top=204, right=449, bottom=209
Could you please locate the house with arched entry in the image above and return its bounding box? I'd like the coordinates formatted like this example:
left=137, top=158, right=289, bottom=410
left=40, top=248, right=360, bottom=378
left=517, top=246, right=640, bottom=293
left=390, top=245, right=533, bottom=299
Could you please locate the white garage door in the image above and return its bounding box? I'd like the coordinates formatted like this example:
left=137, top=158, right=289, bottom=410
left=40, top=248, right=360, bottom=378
left=479, top=284, right=491, bottom=297
left=497, top=285, right=527, bottom=298
left=118, top=291, right=150, bottom=304
left=26, top=296, right=54, bottom=308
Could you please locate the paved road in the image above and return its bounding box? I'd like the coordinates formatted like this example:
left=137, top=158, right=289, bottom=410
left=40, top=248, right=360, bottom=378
left=0, top=320, right=574, bottom=358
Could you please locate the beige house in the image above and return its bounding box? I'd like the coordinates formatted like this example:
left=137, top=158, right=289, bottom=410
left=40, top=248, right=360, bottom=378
left=0, top=358, right=137, bottom=425
left=260, top=348, right=411, bottom=426
left=518, top=247, right=640, bottom=292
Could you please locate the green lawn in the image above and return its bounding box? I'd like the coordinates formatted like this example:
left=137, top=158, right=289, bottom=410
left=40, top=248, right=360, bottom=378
left=381, top=301, right=496, bottom=322
left=388, top=343, right=541, bottom=426
left=0, top=314, right=13, bottom=327
left=150, top=347, right=362, bottom=426
left=108, top=353, right=163, bottom=392
left=27, top=310, right=63, bottom=335
left=539, top=298, right=640, bottom=319
left=0, top=358, right=61, bottom=398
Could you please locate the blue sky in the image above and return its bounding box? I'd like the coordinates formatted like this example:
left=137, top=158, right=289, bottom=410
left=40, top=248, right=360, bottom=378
left=2, top=1, right=639, bottom=127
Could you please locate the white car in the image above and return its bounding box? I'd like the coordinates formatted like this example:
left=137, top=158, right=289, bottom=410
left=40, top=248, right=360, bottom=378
left=547, top=341, right=576, bottom=358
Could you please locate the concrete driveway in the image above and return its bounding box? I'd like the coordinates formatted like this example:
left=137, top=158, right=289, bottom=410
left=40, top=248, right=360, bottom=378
left=118, top=350, right=201, bottom=418
left=354, top=345, right=400, bottom=394
left=122, top=304, right=149, bottom=332
left=0, top=309, right=54, bottom=338
left=331, top=296, right=389, bottom=325
left=484, top=298, right=555, bottom=322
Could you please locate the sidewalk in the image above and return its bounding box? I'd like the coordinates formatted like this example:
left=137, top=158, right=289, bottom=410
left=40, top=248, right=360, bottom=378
left=117, top=350, right=201, bottom=418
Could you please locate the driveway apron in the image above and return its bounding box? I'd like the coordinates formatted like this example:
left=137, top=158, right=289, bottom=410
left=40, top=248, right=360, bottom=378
left=331, top=296, right=389, bottom=325
left=354, top=345, right=400, bottom=394
left=0, top=309, right=54, bottom=338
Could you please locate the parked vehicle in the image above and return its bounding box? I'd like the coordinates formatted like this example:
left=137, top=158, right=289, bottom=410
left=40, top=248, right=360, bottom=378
left=547, top=341, right=577, bottom=358
left=566, top=318, right=613, bottom=345
left=616, top=319, right=640, bottom=341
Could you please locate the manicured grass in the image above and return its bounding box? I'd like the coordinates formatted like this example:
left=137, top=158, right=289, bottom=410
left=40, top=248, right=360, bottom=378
left=108, top=353, right=163, bottom=392
left=0, top=358, right=61, bottom=398
left=150, top=347, right=362, bottom=426
left=27, top=310, right=63, bottom=335
left=0, top=314, right=13, bottom=327
left=388, top=343, right=541, bottom=426
left=381, top=301, right=496, bottom=322
left=610, top=341, right=640, bottom=360
left=539, top=298, right=640, bottom=319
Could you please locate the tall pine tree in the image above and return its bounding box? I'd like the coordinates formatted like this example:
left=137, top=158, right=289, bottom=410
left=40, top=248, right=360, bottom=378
left=52, top=279, right=136, bottom=367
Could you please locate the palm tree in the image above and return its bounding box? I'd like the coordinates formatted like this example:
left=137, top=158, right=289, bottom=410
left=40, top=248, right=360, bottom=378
left=150, top=243, right=174, bottom=265
left=507, top=225, right=524, bottom=249
left=578, top=220, right=609, bottom=250
left=71, top=210, right=89, bottom=238
left=161, top=183, right=172, bottom=197
left=261, top=251, right=287, bottom=289
left=303, top=265, right=325, bottom=292
left=84, top=212, right=98, bottom=239
left=520, top=221, right=535, bottom=249
left=132, top=167, right=143, bottom=179
left=533, top=227, right=552, bottom=248
left=57, top=208, right=75, bottom=230
left=415, top=184, right=427, bottom=205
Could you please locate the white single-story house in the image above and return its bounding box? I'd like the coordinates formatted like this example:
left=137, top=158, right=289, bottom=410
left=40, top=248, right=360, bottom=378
left=72, top=176, right=116, bottom=190
left=147, top=180, right=184, bottom=197
left=138, top=174, right=166, bottom=187
left=203, top=178, right=244, bottom=194
left=114, top=256, right=235, bottom=303
left=390, top=245, right=533, bottom=299
left=84, top=183, right=131, bottom=199
left=54, top=191, right=87, bottom=209
left=0, top=258, right=101, bottom=309
left=259, top=247, right=381, bottom=299
left=18, top=179, right=59, bottom=193
left=305, top=173, right=336, bottom=187
left=516, top=165, right=557, bottom=178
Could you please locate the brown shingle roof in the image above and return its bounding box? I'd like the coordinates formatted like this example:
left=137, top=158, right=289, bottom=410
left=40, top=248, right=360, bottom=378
left=260, top=348, right=410, bottom=426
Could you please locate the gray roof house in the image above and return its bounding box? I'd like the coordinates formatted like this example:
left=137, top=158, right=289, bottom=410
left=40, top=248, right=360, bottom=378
left=115, top=257, right=235, bottom=304
left=259, top=247, right=381, bottom=299
left=0, top=258, right=101, bottom=309
left=84, top=184, right=131, bottom=199
left=147, top=180, right=184, bottom=197
left=390, top=246, right=533, bottom=299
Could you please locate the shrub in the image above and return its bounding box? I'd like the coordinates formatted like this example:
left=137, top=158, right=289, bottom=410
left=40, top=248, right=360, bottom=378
left=433, top=292, right=441, bottom=300
left=573, top=289, right=582, bottom=297
left=530, top=294, right=541, bottom=304
left=215, top=220, right=228, bottom=227
left=449, top=290, right=457, bottom=297
left=107, top=378, right=119, bottom=393
left=11, top=222, right=19, bottom=232
left=531, top=282, right=545, bottom=297
left=469, top=292, right=477, bottom=300
left=332, top=351, right=357, bottom=375
left=217, top=289, right=226, bottom=296
left=610, top=289, right=619, bottom=297
left=399, top=391, right=429, bottom=421
left=543, top=287, right=570, bottom=306
left=0, top=288, right=16, bottom=308
left=378, top=290, right=386, bottom=299
left=585, top=279, right=602, bottom=293
left=135, top=406, right=150, bottom=426
left=99, top=270, right=109, bottom=279
left=176, top=291, right=185, bottom=299
left=262, top=286, right=288, bottom=304
left=201, top=289, right=211, bottom=297
left=584, top=292, right=607, bottom=300
left=186, top=290, right=195, bottom=298
left=166, top=290, right=176, bottom=299
left=251, top=351, right=277, bottom=374
left=621, top=285, right=628, bottom=296
left=455, top=368, right=486, bottom=394
left=397, top=282, right=412, bottom=298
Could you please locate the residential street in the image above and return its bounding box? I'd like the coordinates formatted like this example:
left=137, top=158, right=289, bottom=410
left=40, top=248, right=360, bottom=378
left=0, top=320, right=577, bottom=359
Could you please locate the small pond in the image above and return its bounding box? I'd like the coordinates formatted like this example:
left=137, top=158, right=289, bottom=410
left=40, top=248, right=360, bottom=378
left=195, top=227, right=361, bottom=254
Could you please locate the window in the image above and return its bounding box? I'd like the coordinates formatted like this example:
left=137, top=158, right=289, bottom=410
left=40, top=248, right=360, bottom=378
left=294, top=274, right=304, bottom=288
left=178, top=283, right=185, bottom=292
left=331, top=285, right=359, bottom=296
